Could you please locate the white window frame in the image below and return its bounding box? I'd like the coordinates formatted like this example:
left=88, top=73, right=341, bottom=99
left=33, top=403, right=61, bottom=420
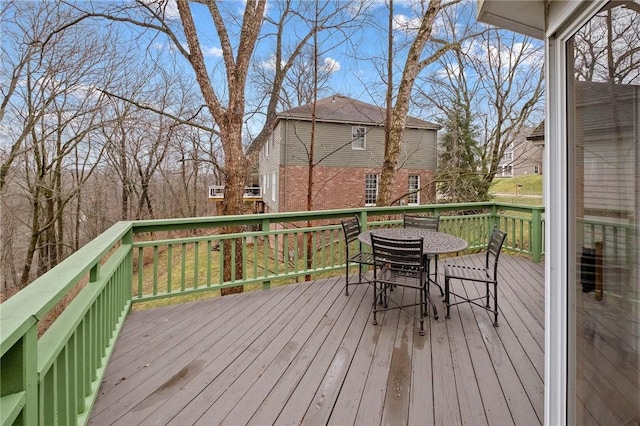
left=407, top=175, right=420, bottom=205
left=364, top=174, right=378, bottom=206
left=502, top=151, right=514, bottom=162
left=351, top=126, right=366, bottom=150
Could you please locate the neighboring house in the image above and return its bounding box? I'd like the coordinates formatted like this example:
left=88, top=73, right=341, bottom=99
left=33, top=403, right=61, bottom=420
left=479, top=1, right=639, bottom=424
left=497, top=132, right=544, bottom=177
left=256, top=95, right=440, bottom=213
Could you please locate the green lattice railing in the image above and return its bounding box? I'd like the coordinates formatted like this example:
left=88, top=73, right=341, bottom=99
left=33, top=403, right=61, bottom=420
left=1, top=202, right=546, bottom=425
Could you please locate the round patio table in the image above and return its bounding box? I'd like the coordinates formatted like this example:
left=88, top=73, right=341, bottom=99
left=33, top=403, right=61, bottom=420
left=357, top=228, right=468, bottom=255
left=358, top=228, right=468, bottom=319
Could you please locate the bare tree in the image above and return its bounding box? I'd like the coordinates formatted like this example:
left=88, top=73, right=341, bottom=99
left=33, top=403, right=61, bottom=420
left=376, top=0, right=462, bottom=206
left=0, top=1, right=128, bottom=288
left=416, top=5, right=543, bottom=200
left=67, top=0, right=360, bottom=294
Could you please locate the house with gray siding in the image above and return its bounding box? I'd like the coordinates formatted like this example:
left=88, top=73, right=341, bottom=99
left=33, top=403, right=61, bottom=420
left=257, top=95, right=440, bottom=213
left=497, top=132, right=544, bottom=177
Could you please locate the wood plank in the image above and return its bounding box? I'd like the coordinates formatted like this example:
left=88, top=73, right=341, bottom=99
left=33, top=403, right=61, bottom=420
left=430, top=308, right=462, bottom=425
left=143, top=279, right=335, bottom=425
left=186, top=278, right=356, bottom=425
left=353, top=288, right=403, bottom=425
left=444, top=270, right=513, bottom=425
left=443, top=293, right=488, bottom=425
left=90, top=282, right=306, bottom=425
left=299, top=284, right=373, bottom=425
left=87, top=254, right=546, bottom=426
left=328, top=298, right=386, bottom=424
left=380, top=287, right=417, bottom=426
left=272, top=283, right=371, bottom=425
left=456, top=257, right=540, bottom=425
left=408, top=295, right=434, bottom=426
left=239, top=280, right=367, bottom=425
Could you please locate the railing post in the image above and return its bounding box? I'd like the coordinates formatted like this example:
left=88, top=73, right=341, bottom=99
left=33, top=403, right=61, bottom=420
left=123, top=229, right=133, bottom=303
left=531, top=207, right=542, bottom=263
left=489, top=203, right=498, bottom=235
left=358, top=211, right=368, bottom=231
left=0, top=323, right=38, bottom=425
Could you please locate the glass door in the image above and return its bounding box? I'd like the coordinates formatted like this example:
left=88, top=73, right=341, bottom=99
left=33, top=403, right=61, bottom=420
left=568, top=1, right=639, bottom=423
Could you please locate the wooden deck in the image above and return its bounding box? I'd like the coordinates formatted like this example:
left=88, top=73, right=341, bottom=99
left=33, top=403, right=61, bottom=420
left=89, top=253, right=544, bottom=425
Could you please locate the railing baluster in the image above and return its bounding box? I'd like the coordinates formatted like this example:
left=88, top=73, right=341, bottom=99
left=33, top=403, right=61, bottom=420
left=168, top=244, right=173, bottom=293
left=218, top=238, right=224, bottom=285
left=206, top=241, right=212, bottom=287
left=194, top=241, right=200, bottom=289
left=181, top=243, right=187, bottom=292
left=153, top=246, right=159, bottom=295
left=274, top=234, right=280, bottom=276
left=137, top=247, right=143, bottom=298
left=253, top=237, right=258, bottom=279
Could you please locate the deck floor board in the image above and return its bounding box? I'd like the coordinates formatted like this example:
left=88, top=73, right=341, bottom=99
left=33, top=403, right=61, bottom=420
left=90, top=253, right=544, bottom=425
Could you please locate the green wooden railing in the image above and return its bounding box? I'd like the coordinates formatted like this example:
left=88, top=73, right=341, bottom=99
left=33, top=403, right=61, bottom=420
left=0, top=202, right=544, bottom=425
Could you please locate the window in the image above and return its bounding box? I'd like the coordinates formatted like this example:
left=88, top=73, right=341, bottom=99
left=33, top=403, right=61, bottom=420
left=271, top=172, right=277, bottom=202
left=408, top=175, right=420, bottom=205
left=504, top=165, right=513, bottom=176
left=351, top=126, right=366, bottom=150
left=502, top=151, right=513, bottom=162
left=534, top=165, right=539, bottom=174
left=364, top=174, right=378, bottom=205
left=264, top=140, right=269, bottom=158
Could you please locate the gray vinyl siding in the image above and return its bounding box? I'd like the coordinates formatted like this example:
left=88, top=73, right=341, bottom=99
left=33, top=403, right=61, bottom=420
left=259, top=123, right=283, bottom=212
left=280, top=120, right=436, bottom=170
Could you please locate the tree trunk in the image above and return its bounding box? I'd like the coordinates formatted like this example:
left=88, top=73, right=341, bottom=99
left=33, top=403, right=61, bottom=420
left=377, top=0, right=442, bottom=206
left=220, top=118, right=249, bottom=296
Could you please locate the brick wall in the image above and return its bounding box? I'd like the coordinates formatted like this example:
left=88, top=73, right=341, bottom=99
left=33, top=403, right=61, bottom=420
left=277, top=165, right=436, bottom=213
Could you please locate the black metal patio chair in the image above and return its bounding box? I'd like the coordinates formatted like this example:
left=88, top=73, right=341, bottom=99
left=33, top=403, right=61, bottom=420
left=444, top=226, right=507, bottom=326
left=403, top=213, right=442, bottom=295
left=370, top=234, right=428, bottom=336
left=340, top=216, right=375, bottom=296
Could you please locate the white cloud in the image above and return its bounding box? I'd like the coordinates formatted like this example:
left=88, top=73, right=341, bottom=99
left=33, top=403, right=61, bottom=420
left=322, top=57, right=341, bottom=73
left=140, top=0, right=180, bottom=20
left=203, top=46, right=223, bottom=58
left=393, top=14, right=422, bottom=33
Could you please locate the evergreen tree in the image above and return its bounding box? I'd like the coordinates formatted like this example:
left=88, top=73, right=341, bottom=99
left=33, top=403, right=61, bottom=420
left=436, top=100, right=490, bottom=203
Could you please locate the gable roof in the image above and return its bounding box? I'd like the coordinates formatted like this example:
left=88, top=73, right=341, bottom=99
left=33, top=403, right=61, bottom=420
left=527, top=121, right=545, bottom=141
left=277, top=94, right=440, bottom=130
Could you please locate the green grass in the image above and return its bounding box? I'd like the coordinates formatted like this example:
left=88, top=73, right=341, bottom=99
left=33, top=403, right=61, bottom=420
left=492, top=195, right=542, bottom=206
left=490, top=175, right=542, bottom=196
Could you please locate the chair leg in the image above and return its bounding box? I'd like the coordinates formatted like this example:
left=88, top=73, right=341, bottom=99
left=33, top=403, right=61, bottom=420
left=444, top=276, right=451, bottom=319
left=493, top=281, right=499, bottom=327
left=372, top=281, right=378, bottom=325
left=486, top=282, right=490, bottom=308
left=419, top=285, right=425, bottom=336
left=345, top=262, right=350, bottom=296
left=434, top=255, right=443, bottom=296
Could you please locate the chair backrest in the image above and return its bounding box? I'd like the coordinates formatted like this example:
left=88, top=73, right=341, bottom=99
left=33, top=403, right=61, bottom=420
left=341, top=216, right=361, bottom=245
left=370, top=234, right=424, bottom=271
left=403, top=214, right=439, bottom=231
left=485, top=227, right=507, bottom=278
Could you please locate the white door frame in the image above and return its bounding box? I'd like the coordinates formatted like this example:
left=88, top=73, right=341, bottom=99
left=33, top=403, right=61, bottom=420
left=545, top=2, right=613, bottom=424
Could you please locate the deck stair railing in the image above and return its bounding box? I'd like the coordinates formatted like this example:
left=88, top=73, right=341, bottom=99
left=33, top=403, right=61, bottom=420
left=1, top=201, right=552, bottom=425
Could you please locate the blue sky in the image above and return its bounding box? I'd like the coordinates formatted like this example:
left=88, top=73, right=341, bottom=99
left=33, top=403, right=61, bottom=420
left=152, top=1, right=486, bottom=108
